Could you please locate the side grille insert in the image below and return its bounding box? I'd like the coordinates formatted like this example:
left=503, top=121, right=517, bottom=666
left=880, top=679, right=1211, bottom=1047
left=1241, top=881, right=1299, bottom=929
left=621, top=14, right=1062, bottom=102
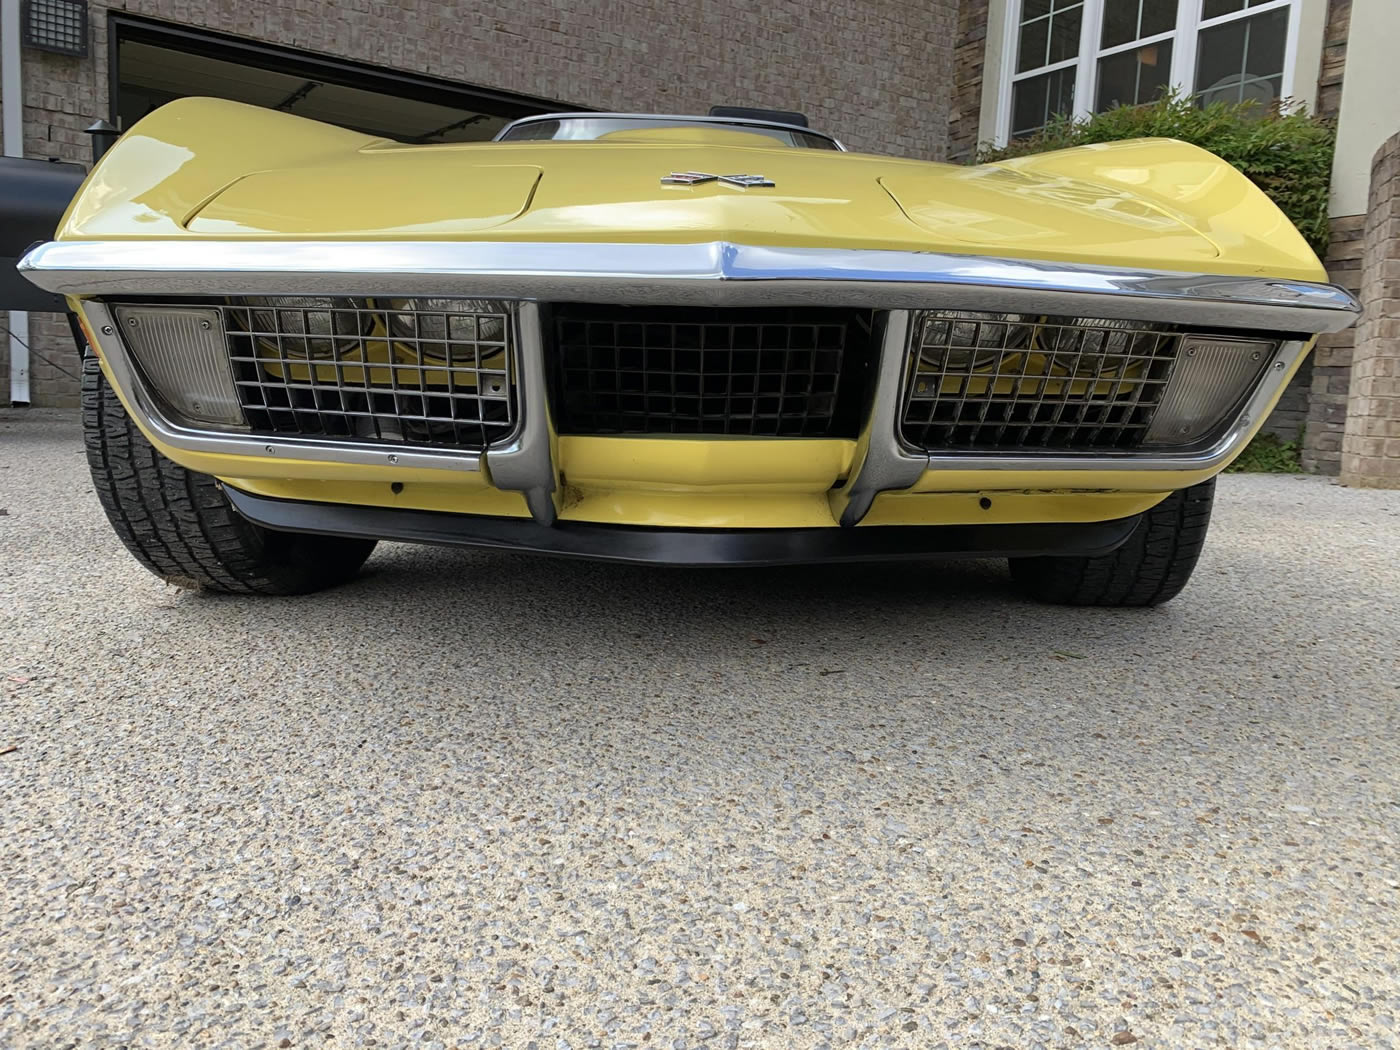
left=901, top=313, right=1182, bottom=452
left=120, top=297, right=517, bottom=451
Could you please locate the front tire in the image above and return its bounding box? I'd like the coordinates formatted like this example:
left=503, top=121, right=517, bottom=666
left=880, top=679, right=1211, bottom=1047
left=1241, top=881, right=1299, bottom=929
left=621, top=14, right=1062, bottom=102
left=1009, top=480, right=1215, bottom=607
left=82, top=356, right=376, bottom=595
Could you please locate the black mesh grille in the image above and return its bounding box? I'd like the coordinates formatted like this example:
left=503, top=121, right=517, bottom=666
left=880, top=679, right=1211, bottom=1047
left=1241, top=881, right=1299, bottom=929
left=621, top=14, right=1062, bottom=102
left=901, top=312, right=1181, bottom=452
left=551, top=305, right=871, bottom=436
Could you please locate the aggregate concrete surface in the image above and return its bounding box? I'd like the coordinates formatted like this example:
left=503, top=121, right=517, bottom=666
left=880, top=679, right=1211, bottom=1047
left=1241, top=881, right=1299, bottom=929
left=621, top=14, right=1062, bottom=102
left=2, top=409, right=1398, bottom=1050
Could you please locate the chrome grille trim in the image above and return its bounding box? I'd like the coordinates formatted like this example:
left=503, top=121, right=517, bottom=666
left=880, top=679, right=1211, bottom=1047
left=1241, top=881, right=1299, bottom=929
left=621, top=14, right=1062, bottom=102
left=901, top=314, right=1185, bottom=453
left=482, top=302, right=560, bottom=525
left=831, top=311, right=924, bottom=527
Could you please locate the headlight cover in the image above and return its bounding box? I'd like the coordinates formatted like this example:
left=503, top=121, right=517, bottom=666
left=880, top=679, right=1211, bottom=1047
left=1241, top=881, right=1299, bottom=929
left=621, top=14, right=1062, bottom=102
left=1043, top=317, right=1145, bottom=372
left=242, top=296, right=372, bottom=359
left=918, top=311, right=1033, bottom=371
left=385, top=298, right=509, bottom=361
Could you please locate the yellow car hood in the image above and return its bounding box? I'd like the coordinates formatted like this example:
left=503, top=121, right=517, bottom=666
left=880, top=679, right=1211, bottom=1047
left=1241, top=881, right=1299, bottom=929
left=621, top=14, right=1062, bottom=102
left=57, top=97, right=1325, bottom=281
left=187, top=139, right=1221, bottom=269
left=189, top=158, right=544, bottom=237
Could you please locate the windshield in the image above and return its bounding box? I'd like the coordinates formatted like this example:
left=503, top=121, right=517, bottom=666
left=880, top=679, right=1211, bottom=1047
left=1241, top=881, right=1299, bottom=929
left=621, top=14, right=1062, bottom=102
left=498, top=116, right=840, bottom=150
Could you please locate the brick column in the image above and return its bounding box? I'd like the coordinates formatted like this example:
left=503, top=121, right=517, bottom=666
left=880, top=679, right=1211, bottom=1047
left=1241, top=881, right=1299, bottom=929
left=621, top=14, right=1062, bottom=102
left=1340, top=131, right=1400, bottom=488
left=1300, top=215, right=1364, bottom=472
left=948, top=0, right=991, bottom=164
left=1297, top=0, right=1355, bottom=472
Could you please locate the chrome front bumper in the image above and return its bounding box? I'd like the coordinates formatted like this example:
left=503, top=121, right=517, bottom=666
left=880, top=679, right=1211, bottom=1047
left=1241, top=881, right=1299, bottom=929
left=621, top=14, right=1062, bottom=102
left=29, top=240, right=1358, bottom=528
left=24, top=239, right=1360, bottom=328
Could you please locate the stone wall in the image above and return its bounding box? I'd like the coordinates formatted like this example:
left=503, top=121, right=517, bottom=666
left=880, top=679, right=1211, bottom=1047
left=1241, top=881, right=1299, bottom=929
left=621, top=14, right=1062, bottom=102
left=1316, top=0, right=1351, bottom=120
left=948, top=0, right=991, bottom=163
left=1340, top=130, right=1400, bottom=487
left=3, top=0, right=959, bottom=405
left=1301, top=214, right=1365, bottom=472
left=1294, top=0, right=1356, bottom=470
left=1260, top=356, right=1312, bottom=445
left=1, top=37, right=100, bottom=406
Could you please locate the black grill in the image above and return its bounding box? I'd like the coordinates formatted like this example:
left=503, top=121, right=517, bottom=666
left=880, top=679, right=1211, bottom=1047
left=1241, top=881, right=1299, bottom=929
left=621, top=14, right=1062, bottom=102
left=550, top=305, right=872, bottom=436
left=901, top=313, right=1181, bottom=452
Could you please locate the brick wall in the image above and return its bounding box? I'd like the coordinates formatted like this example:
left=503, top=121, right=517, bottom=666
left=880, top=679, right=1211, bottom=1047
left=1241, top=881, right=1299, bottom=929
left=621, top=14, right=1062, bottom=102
left=4, top=314, right=85, bottom=408
left=1300, top=214, right=1365, bottom=473
left=2, top=40, right=97, bottom=404
left=1316, top=0, right=1351, bottom=120
left=1340, top=131, right=1400, bottom=487
left=3, top=0, right=959, bottom=405
left=948, top=0, right=991, bottom=163
left=1260, top=356, right=1312, bottom=445
left=1293, top=0, right=1354, bottom=470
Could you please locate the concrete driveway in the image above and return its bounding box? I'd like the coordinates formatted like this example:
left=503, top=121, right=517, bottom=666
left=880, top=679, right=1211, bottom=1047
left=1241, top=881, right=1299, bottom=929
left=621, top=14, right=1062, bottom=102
left=3, top=409, right=1398, bottom=1049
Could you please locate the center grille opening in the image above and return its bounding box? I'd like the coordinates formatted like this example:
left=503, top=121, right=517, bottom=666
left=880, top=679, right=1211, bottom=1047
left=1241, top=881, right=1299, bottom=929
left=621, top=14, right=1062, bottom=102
left=549, top=305, right=874, bottom=437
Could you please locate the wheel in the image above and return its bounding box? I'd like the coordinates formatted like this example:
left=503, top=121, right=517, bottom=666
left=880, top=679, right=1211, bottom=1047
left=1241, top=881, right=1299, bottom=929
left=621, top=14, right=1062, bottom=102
left=1009, top=479, right=1215, bottom=607
left=81, top=355, right=376, bottom=595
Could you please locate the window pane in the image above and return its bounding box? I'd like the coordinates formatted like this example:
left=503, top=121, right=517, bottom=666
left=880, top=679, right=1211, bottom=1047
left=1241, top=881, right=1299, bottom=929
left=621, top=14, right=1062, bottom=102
left=1017, top=1, right=1082, bottom=74
left=1011, top=66, right=1077, bottom=138
left=1195, top=7, right=1288, bottom=105
left=1202, top=0, right=1243, bottom=17
left=1048, top=6, right=1083, bottom=63
left=1096, top=40, right=1173, bottom=110
left=1103, top=0, right=1178, bottom=48
left=1203, top=0, right=1272, bottom=17
left=1141, top=0, right=1177, bottom=36
left=1017, top=17, right=1050, bottom=72
left=1024, top=0, right=1052, bottom=17
left=1102, top=3, right=1137, bottom=47
left=1244, top=6, right=1288, bottom=74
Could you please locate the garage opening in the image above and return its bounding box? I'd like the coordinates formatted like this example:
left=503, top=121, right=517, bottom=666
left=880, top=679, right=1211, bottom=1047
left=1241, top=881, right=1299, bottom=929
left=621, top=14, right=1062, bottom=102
left=109, top=15, right=576, bottom=142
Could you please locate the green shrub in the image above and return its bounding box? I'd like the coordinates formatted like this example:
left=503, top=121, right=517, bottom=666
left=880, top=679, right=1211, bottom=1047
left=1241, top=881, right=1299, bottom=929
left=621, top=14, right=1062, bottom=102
left=1224, top=432, right=1303, bottom=474
left=974, top=91, right=1335, bottom=256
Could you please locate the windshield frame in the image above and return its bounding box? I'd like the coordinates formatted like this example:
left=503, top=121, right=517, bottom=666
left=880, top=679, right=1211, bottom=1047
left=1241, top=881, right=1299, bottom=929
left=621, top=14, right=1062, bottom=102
left=494, top=112, right=847, bottom=151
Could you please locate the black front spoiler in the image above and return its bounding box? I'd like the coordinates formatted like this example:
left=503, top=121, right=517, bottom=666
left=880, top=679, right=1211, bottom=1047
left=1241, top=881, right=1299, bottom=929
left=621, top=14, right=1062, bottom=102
left=224, top=486, right=1140, bottom=567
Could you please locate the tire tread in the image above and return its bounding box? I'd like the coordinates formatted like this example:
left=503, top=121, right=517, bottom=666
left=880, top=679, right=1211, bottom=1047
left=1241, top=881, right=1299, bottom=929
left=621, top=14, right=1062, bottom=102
left=1010, top=480, right=1215, bottom=607
left=82, top=356, right=374, bottom=595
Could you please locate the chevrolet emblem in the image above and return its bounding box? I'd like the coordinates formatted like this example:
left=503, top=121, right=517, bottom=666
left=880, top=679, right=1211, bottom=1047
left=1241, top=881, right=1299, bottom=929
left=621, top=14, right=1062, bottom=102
left=661, top=172, right=776, bottom=187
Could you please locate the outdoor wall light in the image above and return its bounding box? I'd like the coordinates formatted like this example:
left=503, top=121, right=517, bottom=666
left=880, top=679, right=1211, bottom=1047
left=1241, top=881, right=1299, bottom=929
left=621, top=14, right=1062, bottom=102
left=22, top=0, right=89, bottom=58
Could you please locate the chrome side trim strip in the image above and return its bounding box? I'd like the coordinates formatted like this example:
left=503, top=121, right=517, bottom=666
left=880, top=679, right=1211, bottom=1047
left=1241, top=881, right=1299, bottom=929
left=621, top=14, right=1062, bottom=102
left=830, top=311, right=926, bottom=527
left=24, top=241, right=1361, bottom=333
left=482, top=302, right=560, bottom=525
left=79, top=301, right=485, bottom=473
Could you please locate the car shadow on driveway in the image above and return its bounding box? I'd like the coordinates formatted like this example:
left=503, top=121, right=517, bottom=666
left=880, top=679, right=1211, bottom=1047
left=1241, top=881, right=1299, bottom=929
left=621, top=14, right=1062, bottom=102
left=149, top=534, right=1373, bottom=761
left=175, top=540, right=1228, bottom=704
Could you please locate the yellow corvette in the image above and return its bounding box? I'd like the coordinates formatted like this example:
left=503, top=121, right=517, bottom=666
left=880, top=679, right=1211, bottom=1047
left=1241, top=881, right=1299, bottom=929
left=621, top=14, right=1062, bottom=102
left=18, top=99, right=1359, bottom=604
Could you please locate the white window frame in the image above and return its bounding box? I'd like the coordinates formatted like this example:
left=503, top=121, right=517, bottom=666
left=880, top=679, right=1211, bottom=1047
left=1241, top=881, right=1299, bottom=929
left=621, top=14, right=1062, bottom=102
left=994, top=0, right=1303, bottom=145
